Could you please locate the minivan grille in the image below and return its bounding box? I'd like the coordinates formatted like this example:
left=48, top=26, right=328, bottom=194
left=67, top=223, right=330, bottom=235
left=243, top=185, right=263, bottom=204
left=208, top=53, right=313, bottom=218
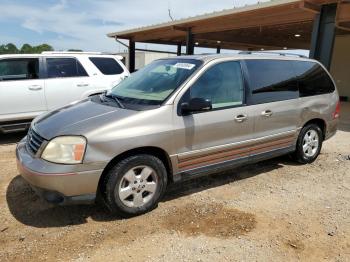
left=26, top=127, right=45, bottom=155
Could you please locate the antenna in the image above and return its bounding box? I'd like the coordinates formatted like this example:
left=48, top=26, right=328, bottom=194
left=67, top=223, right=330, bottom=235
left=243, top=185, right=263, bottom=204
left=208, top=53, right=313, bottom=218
left=168, top=1, right=174, bottom=21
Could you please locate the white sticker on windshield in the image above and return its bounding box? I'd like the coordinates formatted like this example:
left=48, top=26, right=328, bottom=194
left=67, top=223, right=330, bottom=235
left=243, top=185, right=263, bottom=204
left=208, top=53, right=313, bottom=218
left=173, top=63, right=195, bottom=70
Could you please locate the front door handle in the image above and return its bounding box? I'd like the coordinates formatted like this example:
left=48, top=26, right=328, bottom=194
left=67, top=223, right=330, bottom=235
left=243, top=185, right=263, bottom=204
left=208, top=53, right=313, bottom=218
left=234, top=114, right=248, bottom=123
left=28, top=85, right=42, bottom=91
left=77, top=83, right=89, bottom=87
left=261, top=110, right=273, bottom=117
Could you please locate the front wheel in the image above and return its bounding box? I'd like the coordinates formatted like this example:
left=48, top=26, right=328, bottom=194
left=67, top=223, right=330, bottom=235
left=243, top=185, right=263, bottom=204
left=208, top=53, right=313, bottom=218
left=104, top=154, right=168, bottom=217
left=293, top=124, right=323, bottom=164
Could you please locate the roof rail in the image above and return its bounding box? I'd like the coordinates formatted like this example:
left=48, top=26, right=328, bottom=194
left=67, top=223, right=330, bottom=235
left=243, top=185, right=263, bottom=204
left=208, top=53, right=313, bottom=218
left=41, top=51, right=124, bottom=60
left=238, top=51, right=308, bottom=58
left=41, top=51, right=122, bottom=55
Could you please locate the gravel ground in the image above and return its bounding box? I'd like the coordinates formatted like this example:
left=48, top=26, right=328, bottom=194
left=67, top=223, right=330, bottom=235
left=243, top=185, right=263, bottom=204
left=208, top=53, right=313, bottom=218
left=0, top=105, right=349, bottom=262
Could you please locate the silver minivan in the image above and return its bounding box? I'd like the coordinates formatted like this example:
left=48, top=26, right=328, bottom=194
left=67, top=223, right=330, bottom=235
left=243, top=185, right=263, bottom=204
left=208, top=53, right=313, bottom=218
left=16, top=53, right=340, bottom=216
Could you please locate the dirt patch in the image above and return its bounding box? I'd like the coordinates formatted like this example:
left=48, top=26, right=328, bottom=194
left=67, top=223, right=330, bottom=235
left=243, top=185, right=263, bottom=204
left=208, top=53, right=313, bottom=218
left=1, top=128, right=350, bottom=261
left=286, top=239, right=305, bottom=251
left=162, top=203, right=256, bottom=238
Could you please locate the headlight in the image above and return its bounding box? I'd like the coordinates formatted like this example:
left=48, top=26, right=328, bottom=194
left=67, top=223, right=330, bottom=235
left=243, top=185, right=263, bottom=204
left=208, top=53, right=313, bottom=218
left=41, top=136, right=86, bottom=164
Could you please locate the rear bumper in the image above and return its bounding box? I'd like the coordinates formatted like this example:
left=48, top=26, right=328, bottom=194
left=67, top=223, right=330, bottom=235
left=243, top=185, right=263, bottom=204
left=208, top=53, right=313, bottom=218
left=16, top=139, right=104, bottom=201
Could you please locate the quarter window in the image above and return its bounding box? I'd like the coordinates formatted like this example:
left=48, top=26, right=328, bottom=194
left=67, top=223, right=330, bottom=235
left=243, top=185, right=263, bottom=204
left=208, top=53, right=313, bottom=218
left=245, top=60, right=299, bottom=104
left=47, top=58, right=88, bottom=78
left=292, top=61, right=335, bottom=97
left=0, top=58, right=39, bottom=81
left=189, top=61, right=244, bottom=109
left=89, top=57, right=124, bottom=75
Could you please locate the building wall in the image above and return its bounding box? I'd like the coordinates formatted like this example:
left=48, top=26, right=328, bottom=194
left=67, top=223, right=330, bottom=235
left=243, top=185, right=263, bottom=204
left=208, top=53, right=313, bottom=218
left=331, top=35, right=350, bottom=100
left=116, top=51, right=175, bottom=71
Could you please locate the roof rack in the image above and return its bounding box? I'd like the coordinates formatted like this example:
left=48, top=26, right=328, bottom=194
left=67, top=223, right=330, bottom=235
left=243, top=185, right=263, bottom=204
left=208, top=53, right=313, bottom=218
left=238, top=51, right=308, bottom=58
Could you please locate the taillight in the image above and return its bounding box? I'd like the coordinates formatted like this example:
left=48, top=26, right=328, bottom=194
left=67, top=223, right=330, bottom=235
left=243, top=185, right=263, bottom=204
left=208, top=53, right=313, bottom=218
left=333, top=101, right=340, bottom=119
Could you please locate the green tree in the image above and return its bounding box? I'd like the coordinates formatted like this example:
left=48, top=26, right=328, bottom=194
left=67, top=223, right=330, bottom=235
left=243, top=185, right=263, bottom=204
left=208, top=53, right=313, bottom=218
left=6, top=43, right=19, bottom=53
left=67, top=49, right=83, bottom=52
left=0, top=43, right=19, bottom=54
left=0, top=43, right=56, bottom=54
left=20, top=43, right=33, bottom=53
left=34, top=43, right=54, bottom=53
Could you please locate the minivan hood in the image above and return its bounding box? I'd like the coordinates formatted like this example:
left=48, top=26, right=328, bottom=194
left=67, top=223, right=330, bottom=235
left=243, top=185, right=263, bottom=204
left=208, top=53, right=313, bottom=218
left=33, top=99, right=138, bottom=139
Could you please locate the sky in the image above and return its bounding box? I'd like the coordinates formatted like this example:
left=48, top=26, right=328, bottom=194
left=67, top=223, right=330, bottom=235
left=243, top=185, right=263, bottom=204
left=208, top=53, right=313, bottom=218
left=0, top=0, right=276, bottom=53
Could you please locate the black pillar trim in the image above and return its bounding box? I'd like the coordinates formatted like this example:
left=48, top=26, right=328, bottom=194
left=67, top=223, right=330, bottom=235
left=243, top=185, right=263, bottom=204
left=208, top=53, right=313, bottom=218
left=309, top=3, right=337, bottom=70
left=177, top=43, right=182, bottom=56
left=129, top=39, right=135, bottom=73
left=186, top=29, right=194, bottom=55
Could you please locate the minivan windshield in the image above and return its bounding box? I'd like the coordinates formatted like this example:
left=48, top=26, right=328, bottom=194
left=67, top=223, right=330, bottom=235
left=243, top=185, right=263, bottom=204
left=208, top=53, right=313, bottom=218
left=108, top=59, right=203, bottom=107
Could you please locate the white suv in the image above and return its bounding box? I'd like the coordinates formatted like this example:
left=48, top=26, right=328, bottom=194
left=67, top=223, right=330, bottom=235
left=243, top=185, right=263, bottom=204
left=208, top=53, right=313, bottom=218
left=0, top=51, right=129, bottom=133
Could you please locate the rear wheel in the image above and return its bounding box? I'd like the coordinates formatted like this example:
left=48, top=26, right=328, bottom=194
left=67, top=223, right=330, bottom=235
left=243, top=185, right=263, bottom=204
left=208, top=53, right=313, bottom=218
left=104, top=154, right=167, bottom=217
left=293, top=124, right=323, bottom=164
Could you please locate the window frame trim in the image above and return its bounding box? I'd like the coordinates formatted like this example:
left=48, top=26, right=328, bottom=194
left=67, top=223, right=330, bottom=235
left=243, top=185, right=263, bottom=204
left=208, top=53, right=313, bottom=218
left=176, top=59, right=247, bottom=116
left=43, top=56, right=90, bottom=79
left=0, top=57, right=44, bottom=82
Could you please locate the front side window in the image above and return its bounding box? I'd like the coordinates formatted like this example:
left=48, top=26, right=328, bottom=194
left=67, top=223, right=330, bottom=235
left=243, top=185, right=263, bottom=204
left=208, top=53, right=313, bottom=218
left=47, top=58, right=88, bottom=78
left=0, top=58, right=39, bottom=81
left=245, top=59, right=299, bottom=104
left=89, top=57, right=124, bottom=75
left=292, top=61, right=335, bottom=97
left=109, top=59, right=203, bottom=106
left=189, top=61, right=244, bottom=109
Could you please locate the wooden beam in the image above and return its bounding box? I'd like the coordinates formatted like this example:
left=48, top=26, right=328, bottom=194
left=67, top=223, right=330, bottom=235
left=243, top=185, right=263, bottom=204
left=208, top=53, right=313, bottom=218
left=336, top=3, right=350, bottom=23
left=130, top=6, right=315, bottom=42
left=336, top=2, right=350, bottom=31
left=172, top=26, right=189, bottom=32
left=299, top=1, right=321, bottom=13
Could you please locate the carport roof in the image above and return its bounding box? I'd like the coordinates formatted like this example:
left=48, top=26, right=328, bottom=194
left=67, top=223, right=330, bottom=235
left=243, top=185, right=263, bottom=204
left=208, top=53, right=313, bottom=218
left=107, top=0, right=350, bottom=50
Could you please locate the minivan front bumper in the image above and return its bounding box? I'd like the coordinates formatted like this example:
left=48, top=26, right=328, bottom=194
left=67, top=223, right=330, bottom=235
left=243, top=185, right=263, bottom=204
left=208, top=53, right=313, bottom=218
left=16, top=138, right=103, bottom=204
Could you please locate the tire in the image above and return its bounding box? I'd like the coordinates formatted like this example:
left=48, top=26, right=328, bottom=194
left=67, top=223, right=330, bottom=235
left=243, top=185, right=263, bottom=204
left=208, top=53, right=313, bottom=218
left=104, top=154, right=168, bottom=217
left=292, top=123, right=323, bottom=164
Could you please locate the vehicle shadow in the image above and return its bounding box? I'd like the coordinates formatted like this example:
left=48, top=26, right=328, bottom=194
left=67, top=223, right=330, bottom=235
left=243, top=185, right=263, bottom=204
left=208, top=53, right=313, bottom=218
left=6, top=156, right=291, bottom=228
left=0, top=131, right=26, bottom=145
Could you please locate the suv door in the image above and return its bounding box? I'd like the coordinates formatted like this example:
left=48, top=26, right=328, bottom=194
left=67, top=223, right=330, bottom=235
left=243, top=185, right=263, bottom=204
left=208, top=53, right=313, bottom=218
left=242, top=59, right=301, bottom=156
left=0, top=57, right=46, bottom=121
left=173, top=60, right=254, bottom=174
left=43, top=57, right=90, bottom=110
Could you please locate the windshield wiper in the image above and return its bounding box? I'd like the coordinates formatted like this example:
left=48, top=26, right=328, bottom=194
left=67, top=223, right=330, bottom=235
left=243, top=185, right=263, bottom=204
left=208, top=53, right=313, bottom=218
left=103, top=92, right=125, bottom=109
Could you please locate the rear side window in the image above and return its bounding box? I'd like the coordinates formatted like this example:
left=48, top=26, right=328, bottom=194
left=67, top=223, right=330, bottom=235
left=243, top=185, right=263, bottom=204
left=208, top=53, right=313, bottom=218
left=0, top=58, right=39, bottom=81
left=46, top=58, right=88, bottom=78
left=89, top=57, right=124, bottom=75
left=245, top=60, right=298, bottom=105
left=292, top=61, right=335, bottom=97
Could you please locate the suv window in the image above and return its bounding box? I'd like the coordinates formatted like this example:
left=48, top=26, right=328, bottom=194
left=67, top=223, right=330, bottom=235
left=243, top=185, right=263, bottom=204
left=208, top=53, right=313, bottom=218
left=0, top=58, right=39, bottom=81
left=292, top=61, right=335, bottom=97
left=245, top=59, right=299, bottom=104
left=47, top=58, right=88, bottom=78
left=89, top=57, right=124, bottom=75
left=189, top=61, right=244, bottom=109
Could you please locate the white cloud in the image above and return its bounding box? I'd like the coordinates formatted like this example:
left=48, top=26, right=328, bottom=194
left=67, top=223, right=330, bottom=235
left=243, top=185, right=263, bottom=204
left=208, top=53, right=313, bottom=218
left=0, top=0, right=271, bottom=52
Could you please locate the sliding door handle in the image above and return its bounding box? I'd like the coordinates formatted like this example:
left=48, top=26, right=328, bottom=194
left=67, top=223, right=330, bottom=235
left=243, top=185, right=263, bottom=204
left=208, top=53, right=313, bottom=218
left=234, top=114, right=248, bottom=123
left=261, top=110, right=273, bottom=117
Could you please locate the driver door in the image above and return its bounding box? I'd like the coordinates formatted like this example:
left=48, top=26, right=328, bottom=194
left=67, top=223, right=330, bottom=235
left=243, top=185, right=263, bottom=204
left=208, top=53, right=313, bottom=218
left=173, top=60, right=255, bottom=174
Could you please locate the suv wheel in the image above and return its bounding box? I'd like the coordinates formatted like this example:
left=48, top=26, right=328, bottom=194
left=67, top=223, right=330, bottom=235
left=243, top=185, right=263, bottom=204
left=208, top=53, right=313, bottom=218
left=104, top=154, right=168, bottom=217
left=293, top=124, right=323, bottom=164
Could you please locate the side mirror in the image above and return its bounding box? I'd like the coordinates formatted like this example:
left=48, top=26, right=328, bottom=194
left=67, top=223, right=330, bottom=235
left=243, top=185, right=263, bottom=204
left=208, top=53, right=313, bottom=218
left=181, top=97, right=212, bottom=115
